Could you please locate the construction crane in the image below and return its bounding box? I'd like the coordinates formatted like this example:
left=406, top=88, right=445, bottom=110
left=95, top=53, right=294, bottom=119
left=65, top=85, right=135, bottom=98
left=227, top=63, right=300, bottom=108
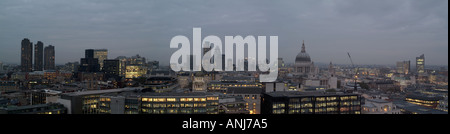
left=347, top=52, right=358, bottom=92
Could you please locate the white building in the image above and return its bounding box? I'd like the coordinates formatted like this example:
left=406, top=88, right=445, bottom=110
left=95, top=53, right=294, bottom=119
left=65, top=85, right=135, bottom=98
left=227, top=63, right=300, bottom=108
left=362, top=99, right=401, bottom=114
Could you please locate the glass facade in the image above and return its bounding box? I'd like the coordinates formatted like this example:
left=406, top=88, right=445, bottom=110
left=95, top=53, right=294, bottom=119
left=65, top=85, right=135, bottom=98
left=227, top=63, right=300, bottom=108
left=263, top=92, right=361, bottom=114
left=94, top=93, right=220, bottom=114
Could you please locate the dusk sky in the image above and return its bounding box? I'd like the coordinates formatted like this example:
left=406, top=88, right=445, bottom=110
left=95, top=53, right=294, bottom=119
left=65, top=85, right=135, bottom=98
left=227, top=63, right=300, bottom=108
left=0, top=0, right=448, bottom=66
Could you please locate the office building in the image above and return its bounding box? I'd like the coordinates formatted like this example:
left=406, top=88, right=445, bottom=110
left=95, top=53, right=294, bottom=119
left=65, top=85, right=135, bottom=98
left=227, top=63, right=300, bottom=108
left=0, top=103, right=67, bottom=114
left=218, top=95, right=249, bottom=114
left=21, top=38, right=33, bottom=72
left=79, top=49, right=100, bottom=72
left=128, top=54, right=146, bottom=65
left=115, top=56, right=128, bottom=77
left=192, top=76, right=207, bottom=92
left=30, top=89, right=62, bottom=105
left=94, top=49, right=108, bottom=70
left=44, top=45, right=55, bottom=70
left=34, top=41, right=44, bottom=71
left=125, top=65, right=147, bottom=79
left=405, top=94, right=442, bottom=109
left=262, top=91, right=361, bottom=114
left=416, top=54, right=425, bottom=74
left=61, top=62, right=79, bottom=72
left=57, top=88, right=139, bottom=114
left=0, top=81, right=18, bottom=93
left=142, top=77, right=179, bottom=93
left=208, top=81, right=262, bottom=93
left=95, top=91, right=220, bottom=114
left=396, top=60, right=410, bottom=75
left=103, top=59, right=120, bottom=80
left=227, top=87, right=263, bottom=114
left=394, top=100, right=447, bottom=114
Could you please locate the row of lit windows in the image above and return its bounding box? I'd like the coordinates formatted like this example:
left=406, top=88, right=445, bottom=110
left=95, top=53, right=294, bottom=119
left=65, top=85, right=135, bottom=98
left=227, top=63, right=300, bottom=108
left=273, top=103, right=285, bottom=109
left=315, top=102, right=339, bottom=107
left=100, top=98, right=111, bottom=102
left=209, top=84, right=261, bottom=87
left=141, top=98, right=177, bottom=102
left=207, top=96, right=219, bottom=101
left=405, top=98, right=439, bottom=104
left=340, top=96, right=358, bottom=101
left=141, top=108, right=208, bottom=114
left=99, top=102, right=109, bottom=107
left=340, top=101, right=360, bottom=106
left=407, top=101, right=434, bottom=107
left=273, top=109, right=285, bottom=114
left=244, top=95, right=258, bottom=100
left=37, top=111, right=62, bottom=114
left=289, top=97, right=345, bottom=103
left=142, top=103, right=208, bottom=108
left=125, top=105, right=139, bottom=109
left=83, top=99, right=98, bottom=105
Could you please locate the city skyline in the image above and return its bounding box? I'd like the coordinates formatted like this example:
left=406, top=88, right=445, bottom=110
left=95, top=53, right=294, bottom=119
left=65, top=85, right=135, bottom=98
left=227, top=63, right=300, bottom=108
left=0, top=0, right=448, bottom=66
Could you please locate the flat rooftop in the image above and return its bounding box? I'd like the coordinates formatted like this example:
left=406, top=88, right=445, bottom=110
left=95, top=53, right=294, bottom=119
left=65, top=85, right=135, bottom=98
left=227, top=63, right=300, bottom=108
left=227, top=87, right=264, bottom=94
left=63, top=87, right=142, bottom=96
left=102, top=91, right=220, bottom=98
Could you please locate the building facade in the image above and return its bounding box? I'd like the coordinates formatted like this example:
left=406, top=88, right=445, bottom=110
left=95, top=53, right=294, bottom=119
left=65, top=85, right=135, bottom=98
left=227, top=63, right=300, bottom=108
left=362, top=99, right=401, bottom=114
left=416, top=54, right=425, bottom=74
left=0, top=103, right=67, bottom=114
left=44, top=45, right=55, bottom=70
left=21, top=38, right=33, bottom=72
left=79, top=49, right=100, bottom=72
left=227, top=87, right=263, bottom=114
left=34, top=41, right=44, bottom=71
left=262, top=91, right=361, bottom=114
left=98, top=92, right=220, bottom=114
left=396, top=60, right=410, bottom=75
left=103, top=59, right=120, bottom=80
left=94, top=49, right=108, bottom=71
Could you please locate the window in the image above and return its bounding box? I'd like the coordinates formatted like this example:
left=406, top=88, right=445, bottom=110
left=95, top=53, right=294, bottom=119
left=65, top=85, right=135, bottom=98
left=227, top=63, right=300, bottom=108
left=316, top=97, right=326, bottom=101
left=154, top=98, right=166, bottom=102
left=167, top=98, right=176, bottom=102
left=207, top=97, right=218, bottom=101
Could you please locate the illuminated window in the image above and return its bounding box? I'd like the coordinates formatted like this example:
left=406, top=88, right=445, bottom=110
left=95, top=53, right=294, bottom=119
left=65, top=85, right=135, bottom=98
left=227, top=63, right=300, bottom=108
left=154, top=98, right=166, bottom=102
left=167, top=98, right=176, bottom=102
left=316, top=97, right=326, bottom=101
left=207, top=97, right=218, bottom=101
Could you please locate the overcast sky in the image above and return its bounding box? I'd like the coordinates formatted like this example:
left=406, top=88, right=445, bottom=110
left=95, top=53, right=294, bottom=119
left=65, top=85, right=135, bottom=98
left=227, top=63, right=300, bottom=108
left=0, top=0, right=448, bottom=66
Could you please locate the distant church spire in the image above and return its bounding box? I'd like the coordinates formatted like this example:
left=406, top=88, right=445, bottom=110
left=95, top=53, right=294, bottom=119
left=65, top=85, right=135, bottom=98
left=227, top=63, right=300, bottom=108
left=301, top=40, right=306, bottom=53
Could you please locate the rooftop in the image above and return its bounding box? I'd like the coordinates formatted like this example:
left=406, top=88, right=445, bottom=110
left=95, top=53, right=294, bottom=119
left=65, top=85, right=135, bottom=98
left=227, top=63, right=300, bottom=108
left=102, top=91, right=220, bottom=98
left=63, top=87, right=141, bottom=96
left=227, top=87, right=264, bottom=94
left=394, top=100, right=447, bottom=114
left=366, top=99, right=390, bottom=103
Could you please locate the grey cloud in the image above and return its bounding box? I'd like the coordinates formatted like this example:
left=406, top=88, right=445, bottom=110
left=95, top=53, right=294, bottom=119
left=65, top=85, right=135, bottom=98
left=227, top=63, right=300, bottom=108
left=0, top=0, right=447, bottom=66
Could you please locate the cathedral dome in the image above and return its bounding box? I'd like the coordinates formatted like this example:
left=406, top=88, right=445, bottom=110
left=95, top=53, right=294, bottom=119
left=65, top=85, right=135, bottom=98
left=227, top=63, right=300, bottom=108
left=295, top=40, right=311, bottom=63
left=295, top=52, right=311, bottom=63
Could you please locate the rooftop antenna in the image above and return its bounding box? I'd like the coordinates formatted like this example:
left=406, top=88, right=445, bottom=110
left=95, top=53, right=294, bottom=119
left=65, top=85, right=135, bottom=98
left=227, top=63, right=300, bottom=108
left=347, top=52, right=358, bottom=92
